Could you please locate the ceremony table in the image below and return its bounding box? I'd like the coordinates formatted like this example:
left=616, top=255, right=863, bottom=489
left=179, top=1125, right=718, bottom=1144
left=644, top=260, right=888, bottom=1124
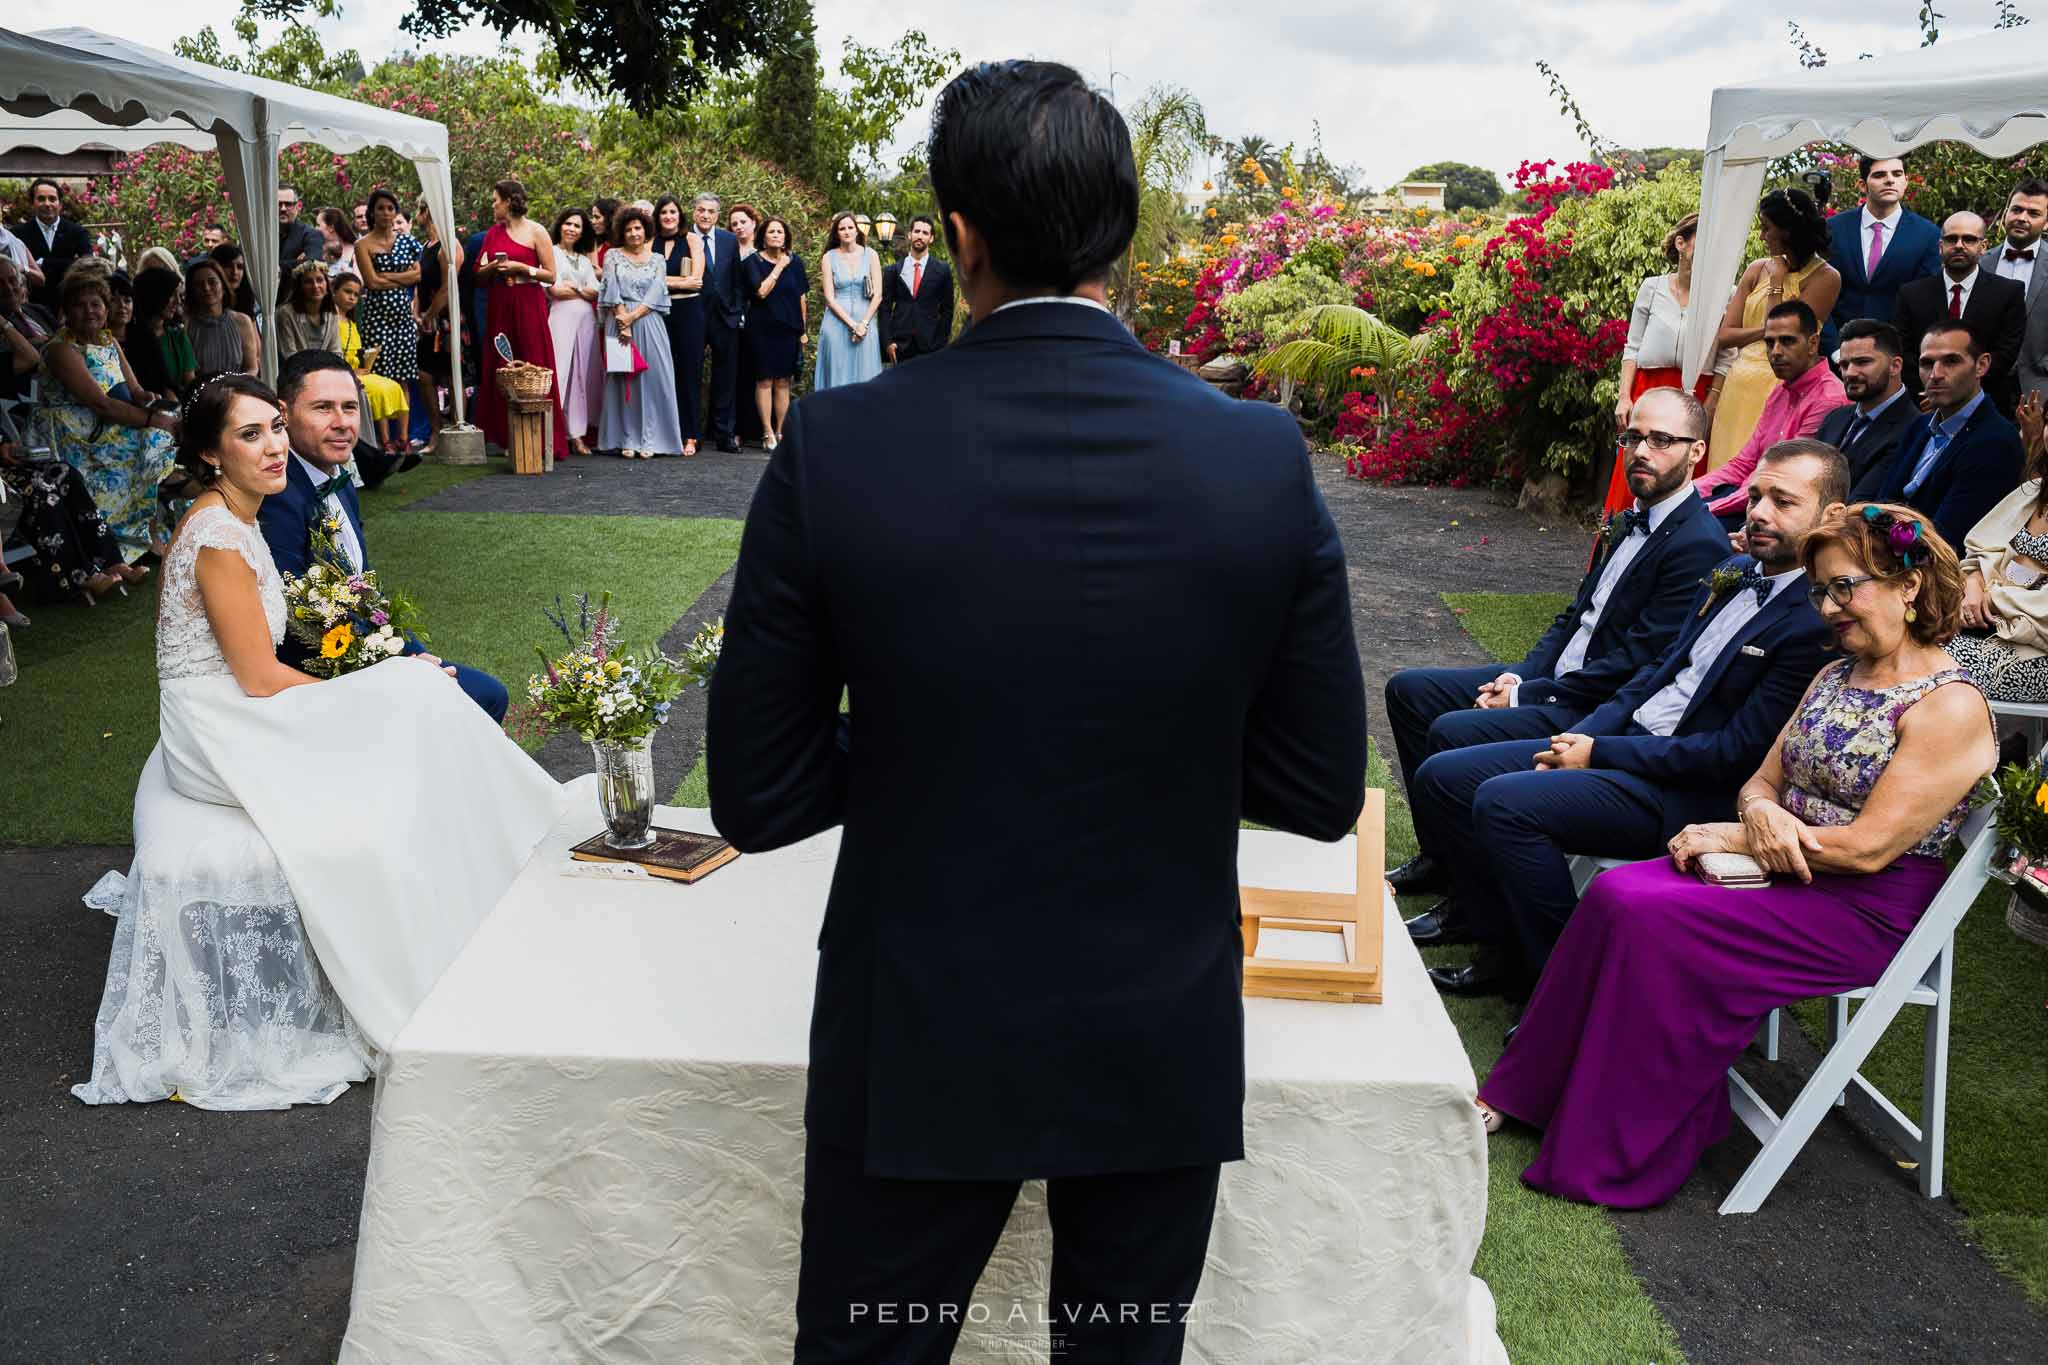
left=339, top=779, right=1507, bottom=1364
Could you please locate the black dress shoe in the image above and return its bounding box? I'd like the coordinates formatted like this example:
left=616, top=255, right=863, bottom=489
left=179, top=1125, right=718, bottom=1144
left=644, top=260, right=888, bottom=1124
left=1428, top=948, right=1528, bottom=999
left=717, top=435, right=742, bottom=454
left=1405, top=899, right=1476, bottom=948
left=1387, top=853, right=1448, bottom=895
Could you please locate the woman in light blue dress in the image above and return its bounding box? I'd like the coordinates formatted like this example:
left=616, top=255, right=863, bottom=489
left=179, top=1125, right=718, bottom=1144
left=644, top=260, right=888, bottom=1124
left=813, top=212, right=883, bottom=390
left=596, top=206, right=683, bottom=458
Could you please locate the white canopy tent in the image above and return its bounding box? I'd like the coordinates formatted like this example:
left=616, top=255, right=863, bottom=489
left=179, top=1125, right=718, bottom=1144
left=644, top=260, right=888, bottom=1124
left=1683, top=25, right=2048, bottom=386
left=0, top=26, right=468, bottom=423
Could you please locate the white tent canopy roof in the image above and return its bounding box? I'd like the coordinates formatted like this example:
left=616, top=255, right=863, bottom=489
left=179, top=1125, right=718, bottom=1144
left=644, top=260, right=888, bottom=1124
left=1684, top=26, right=2048, bottom=383
left=0, top=25, right=465, bottom=418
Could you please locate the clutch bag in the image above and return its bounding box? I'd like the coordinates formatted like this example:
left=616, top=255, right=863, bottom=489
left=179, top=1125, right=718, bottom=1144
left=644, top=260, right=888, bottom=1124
left=604, top=333, right=646, bottom=375
left=1694, top=851, right=1771, bottom=888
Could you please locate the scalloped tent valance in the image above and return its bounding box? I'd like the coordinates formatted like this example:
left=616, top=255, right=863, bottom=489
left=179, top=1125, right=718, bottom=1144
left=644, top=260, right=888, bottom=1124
left=1682, top=25, right=2048, bottom=386
left=0, top=26, right=466, bottom=415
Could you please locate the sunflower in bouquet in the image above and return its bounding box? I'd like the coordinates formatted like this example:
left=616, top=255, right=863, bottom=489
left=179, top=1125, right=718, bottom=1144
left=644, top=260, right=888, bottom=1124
left=280, top=514, right=428, bottom=678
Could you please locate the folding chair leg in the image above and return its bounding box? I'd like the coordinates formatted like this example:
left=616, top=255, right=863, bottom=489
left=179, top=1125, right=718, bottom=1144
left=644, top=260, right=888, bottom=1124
left=1757, top=1009, right=1780, bottom=1063
left=1920, top=950, right=1955, bottom=1200
left=1828, top=995, right=1852, bottom=1106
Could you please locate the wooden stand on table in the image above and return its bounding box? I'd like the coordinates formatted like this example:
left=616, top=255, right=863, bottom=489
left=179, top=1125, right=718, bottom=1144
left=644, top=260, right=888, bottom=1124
left=1241, top=789, right=1386, bottom=1004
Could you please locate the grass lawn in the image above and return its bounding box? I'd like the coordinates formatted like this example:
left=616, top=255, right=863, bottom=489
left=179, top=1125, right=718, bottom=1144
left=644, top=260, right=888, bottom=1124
left=1444, top=589, right=2048, bottom=1313
left=0, top=476, right=741, bottom=845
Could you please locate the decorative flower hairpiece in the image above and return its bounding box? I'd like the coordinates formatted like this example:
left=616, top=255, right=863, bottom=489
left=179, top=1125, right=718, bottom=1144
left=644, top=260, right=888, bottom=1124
left=179, top=372, right=235, bottom=424
left=1860, top=504, right=1926, bottom=568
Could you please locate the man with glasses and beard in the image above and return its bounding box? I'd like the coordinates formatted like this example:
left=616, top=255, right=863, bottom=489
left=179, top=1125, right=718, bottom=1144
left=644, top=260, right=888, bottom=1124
left=1388, top=387, right=1728, bottom=923
left=1417, top=441, right=1843, bottom=1002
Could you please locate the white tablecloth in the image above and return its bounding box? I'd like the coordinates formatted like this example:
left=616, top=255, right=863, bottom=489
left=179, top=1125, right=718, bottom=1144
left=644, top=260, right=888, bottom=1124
left=340, top=778, right=1505, bottom=1364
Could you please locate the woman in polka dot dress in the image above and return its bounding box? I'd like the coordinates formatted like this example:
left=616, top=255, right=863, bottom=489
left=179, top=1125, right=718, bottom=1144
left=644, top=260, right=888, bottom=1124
left=352, top=186, right=422, bottom=391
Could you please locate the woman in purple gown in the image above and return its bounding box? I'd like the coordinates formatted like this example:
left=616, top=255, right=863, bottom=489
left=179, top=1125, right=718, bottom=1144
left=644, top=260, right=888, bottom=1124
left=1478, top=503, right=1995, bottom=1208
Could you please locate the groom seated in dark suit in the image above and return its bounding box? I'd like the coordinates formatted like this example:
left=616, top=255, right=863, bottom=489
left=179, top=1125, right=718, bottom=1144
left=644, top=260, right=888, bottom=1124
left=1414, top=439, right=1844, bottom=999
left=257, top=350, right=510, bottom=722
left=1384, top=386, right=1729, bottom=900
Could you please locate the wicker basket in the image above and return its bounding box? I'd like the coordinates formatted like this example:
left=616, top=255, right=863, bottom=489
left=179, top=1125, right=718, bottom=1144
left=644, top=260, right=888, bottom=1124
left=495, top=360, right=554, bottom=400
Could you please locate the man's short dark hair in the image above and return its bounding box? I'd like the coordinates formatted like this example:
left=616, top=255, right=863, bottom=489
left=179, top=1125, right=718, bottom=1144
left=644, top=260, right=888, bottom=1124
left=2011, top=177, right=2048, bottom=204
left=927, top=60, right=1138, bottom=292
left=1859, top=155, right=1904, bottom=181
left=908, top=213, right=936, bottom=233
left=29, top=176, right=62, bottom=200
left=1632, top=385, right=1709, bottom=441
left=277, top=348, right=356, bottom=404
left=1922, top=317, right=1984, bottom=360
left=204, top=220, right=228, bottom=235
left=1838, top=317, right=1903, bottom=360
left=1764, top=299, right=1819, bottom=336
left=1760, top=438, right=1851, bottom=509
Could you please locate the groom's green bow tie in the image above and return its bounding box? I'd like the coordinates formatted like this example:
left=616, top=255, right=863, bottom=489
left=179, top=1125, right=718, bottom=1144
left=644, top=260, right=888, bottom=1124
left=316, top=474, right=351, bottom=500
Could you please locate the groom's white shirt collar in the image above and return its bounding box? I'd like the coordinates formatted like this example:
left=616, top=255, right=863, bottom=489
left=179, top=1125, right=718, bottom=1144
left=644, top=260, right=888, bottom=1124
left=294, top=452, right=363, bottom=570
left=989, top=295, right=1114, bottom=318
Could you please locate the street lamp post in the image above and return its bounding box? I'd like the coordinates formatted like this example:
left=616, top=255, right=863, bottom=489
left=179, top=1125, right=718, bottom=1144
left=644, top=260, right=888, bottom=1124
left=872, top=211, right=899, bottom=247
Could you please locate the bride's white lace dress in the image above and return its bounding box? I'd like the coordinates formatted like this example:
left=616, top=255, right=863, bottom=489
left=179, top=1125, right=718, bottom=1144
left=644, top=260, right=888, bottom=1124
left=75, top=504, right=568, bottom=1109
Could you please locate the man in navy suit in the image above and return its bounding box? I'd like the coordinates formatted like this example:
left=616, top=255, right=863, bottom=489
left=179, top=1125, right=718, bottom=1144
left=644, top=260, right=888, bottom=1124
left=1890, top=211, right=2027, bottom=416
left=879, top=214, right=956, bottom=364
left=256, top=351, right=510, bottom=722
left=1385, top=387, right=1729, bottom=904
left=708, top=60, right=1367, bottom=1363
left=1823, top=156, right=1940, bottom=357
left=1816, top=320, right=1918, bottom=488
left=1417, top=440, right=1843, bottom=997
left=688, top=193, right=744, bottom=452
left=1858, top=317, right=2025, bottom=550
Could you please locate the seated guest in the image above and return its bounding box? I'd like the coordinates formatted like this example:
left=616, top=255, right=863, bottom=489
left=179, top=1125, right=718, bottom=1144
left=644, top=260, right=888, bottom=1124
left=0, top=257, right=51, bottom=407
left=183, top=259, right=260, bottom=378
left=34, top=268, right=180, bottom=560
left=126, top=266, right=195, bottom=402
left=1708, top=189, right=1839, bottom=465
left=209, top=242, right=261, bottom=330
left=256, top=350, right=507, bottom=721
left=275, top=261, right=340, bottom=361
left=1415, top=440, right=1843, bottom=995
left=1, top=433, right=130, bottom=604
left=107, top=271, right=135, bottom=338
left=1951, top=392, right=2048, bottom=699
left=1821, top=155, right=1941, bottom=357
left=1477, top=505, right=1993, bottom=1208
left=1386, top=387, right=1729, bottom=898
left=1816, top=320, right=1917, bottom=487
left=1892, top=212, right=2026, bottom=417
left=134, top=246, right=183, bottom=279
left=1859, top=318, right=2024, bottom=550
left=1695, top=300, right=1844, bottom=531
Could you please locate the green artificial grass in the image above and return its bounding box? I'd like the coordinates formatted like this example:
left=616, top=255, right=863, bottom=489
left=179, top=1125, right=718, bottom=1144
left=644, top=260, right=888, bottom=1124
left=671, top=747, right=710, bottom=808
left=0, top=500, right=741, bottom=845
left=1446, top=588, right=2048, bottom=1313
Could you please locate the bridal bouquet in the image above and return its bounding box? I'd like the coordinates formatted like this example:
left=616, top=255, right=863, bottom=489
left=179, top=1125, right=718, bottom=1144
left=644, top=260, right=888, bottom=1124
left=516, top=593, right=718, bottom=745
left=281, top=514, right=427, bottom=678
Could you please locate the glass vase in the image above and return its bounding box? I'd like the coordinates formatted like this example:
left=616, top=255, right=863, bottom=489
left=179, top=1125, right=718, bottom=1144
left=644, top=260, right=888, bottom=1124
left=590, top=735, right=656, bottom=850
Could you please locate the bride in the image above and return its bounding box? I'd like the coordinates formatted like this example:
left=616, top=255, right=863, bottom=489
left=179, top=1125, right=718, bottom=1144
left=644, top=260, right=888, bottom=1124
left=74, top=374, right=568, bottom=1109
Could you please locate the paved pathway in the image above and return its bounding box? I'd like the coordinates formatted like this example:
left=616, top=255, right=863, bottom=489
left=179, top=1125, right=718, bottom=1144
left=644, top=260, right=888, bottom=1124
left=4, top=454, right=2042, bottom=1362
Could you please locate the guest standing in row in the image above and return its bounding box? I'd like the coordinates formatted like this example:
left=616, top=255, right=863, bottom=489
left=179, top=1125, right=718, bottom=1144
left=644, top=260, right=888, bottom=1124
left=1824, top=156, right=1941, bottom=356
left=729, top=202, right=764, bottom=446
left=476, top=179, right=566, bottom=461
left=599, top=206, right=682, bottom=459
left=412, top=197, right=462, bottom=458
left=654, top=196, right=706, bottom=457
left=1604, top=214, right=1733, bottom=511
left=275, top=261, right=340, bottom=361
left=354, top=187, right=422, bottom=410
left=881, top=213, right=955, bottom=368
left=1709, top=189, right=1839, bottom=466
left=183, top=259, right=259, bottom=377
left=692, top=193, right=745, bottom=453
left=548, top=207, right=604, bottom=456
left=317, top=206, right=360, bottom=280
left=591, top=198, right=620, bottom=270
left=816, top=211, right=882, bottom=390
left=743, top=217, right=808, bottom=450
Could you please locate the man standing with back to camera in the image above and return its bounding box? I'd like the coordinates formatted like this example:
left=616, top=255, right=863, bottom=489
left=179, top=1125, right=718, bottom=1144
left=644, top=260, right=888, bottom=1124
left=708, top=59, right=1369, bottom=1364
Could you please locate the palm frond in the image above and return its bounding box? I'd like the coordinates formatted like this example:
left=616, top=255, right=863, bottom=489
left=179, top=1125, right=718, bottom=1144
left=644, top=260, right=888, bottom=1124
left=1253, top=305, right=1413, bottom=394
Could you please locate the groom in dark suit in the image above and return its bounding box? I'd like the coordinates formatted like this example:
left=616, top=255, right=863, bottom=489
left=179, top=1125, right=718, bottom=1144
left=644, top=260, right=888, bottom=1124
left=257, top=351, right=509, bottom=722
left=880, top=214, right=956, bottom=364
left=708, top=60, right=1368, bottom=1364
left=690, top=193, right=745, bottom=452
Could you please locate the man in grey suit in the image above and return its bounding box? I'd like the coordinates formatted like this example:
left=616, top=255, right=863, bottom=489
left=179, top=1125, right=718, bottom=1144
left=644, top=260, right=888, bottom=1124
left=1997, top=178, right=2048, bottom=401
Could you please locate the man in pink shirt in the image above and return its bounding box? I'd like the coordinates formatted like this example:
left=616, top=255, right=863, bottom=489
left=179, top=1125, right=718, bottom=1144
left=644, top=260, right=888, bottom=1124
left=1695, top=299, right=1846, bottom=530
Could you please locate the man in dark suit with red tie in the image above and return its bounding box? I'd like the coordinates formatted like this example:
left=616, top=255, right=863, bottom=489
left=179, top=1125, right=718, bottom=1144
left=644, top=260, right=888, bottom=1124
left=880, top=214, right=956, bottom=364
left=1892, top=211, right=2026, bottom=416
left=709, top=59, right=1368, bottom=1363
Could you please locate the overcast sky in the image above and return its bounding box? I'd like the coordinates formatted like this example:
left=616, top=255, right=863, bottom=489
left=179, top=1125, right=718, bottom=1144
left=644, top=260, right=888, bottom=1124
left=68, top=1, right=2026, bottom=188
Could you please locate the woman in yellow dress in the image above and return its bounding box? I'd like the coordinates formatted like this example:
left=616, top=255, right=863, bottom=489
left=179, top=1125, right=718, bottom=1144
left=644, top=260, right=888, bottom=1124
left=1706, top=188, right=1841, bottom=471
left=330, top=271, right=411, bottom=453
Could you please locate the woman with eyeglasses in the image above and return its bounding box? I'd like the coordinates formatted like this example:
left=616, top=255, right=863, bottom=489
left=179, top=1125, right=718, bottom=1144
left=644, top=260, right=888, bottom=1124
left=1476, top=503, right=1994, bottom=1209
left=1603, top=215, right=1740, bottom=513
left=1950, top=390, right=2048, bottom=699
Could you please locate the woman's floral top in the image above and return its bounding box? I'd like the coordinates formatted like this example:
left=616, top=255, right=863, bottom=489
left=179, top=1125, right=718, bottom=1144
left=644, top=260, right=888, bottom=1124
left=1779, top=658, right=1981, bottom=861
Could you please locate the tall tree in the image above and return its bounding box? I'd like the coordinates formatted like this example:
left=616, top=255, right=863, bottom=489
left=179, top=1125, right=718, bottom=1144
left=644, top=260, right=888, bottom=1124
left=749, top=0, right=825, bottom=186
left=1404, top=160, right=1504, bottom=212
left=1116, top=85, right=1207, bottom=321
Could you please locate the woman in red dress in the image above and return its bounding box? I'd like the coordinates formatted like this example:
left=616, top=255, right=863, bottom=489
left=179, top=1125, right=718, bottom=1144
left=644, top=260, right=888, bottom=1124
left=476, top=178, right=567, bottom=460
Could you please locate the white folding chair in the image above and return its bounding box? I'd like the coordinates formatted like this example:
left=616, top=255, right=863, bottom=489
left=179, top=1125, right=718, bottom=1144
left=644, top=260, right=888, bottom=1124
left=1569, top=803, right=1996, bottom=1214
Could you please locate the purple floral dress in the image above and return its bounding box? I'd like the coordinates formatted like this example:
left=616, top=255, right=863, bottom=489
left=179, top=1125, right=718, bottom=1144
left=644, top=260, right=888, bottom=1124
left=1780, top=658, right=1978, bottom=860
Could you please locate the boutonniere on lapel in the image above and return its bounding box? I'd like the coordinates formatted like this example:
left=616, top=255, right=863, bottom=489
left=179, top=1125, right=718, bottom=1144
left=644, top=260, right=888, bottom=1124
left=1698, top=562, right=1767, bottom=617
left=1598, top=506, right=1648, bottom=556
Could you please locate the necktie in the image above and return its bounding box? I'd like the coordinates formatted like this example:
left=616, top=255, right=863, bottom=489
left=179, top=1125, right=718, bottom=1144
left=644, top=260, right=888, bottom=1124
left=1844, top=415, right=1869, bottom=449
left=1950, top=283, right=1963, bottom=318
left=316, top=474, right=350, bottom=500
left=2007, top=247, right=2036, bottom=264
left=1736, top=566, right=1770, bottom=606
left=911, top=259, right=923, bottom=297
left=700, top=230, right=713, bottom=268
left=1867, top=221, right=1886, bottom=278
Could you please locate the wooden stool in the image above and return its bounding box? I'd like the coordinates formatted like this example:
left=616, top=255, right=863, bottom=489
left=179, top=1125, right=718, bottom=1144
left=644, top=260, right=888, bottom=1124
left=505, top=395, right=555, bottom=475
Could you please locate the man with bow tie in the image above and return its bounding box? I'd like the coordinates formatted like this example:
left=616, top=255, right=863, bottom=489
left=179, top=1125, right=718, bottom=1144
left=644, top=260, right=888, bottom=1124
left=1414, top=441, right=1841, bottom=1001
left=1997, top=178, right=2048, bottom=405
left=256, top=351, right=510, bottom=721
